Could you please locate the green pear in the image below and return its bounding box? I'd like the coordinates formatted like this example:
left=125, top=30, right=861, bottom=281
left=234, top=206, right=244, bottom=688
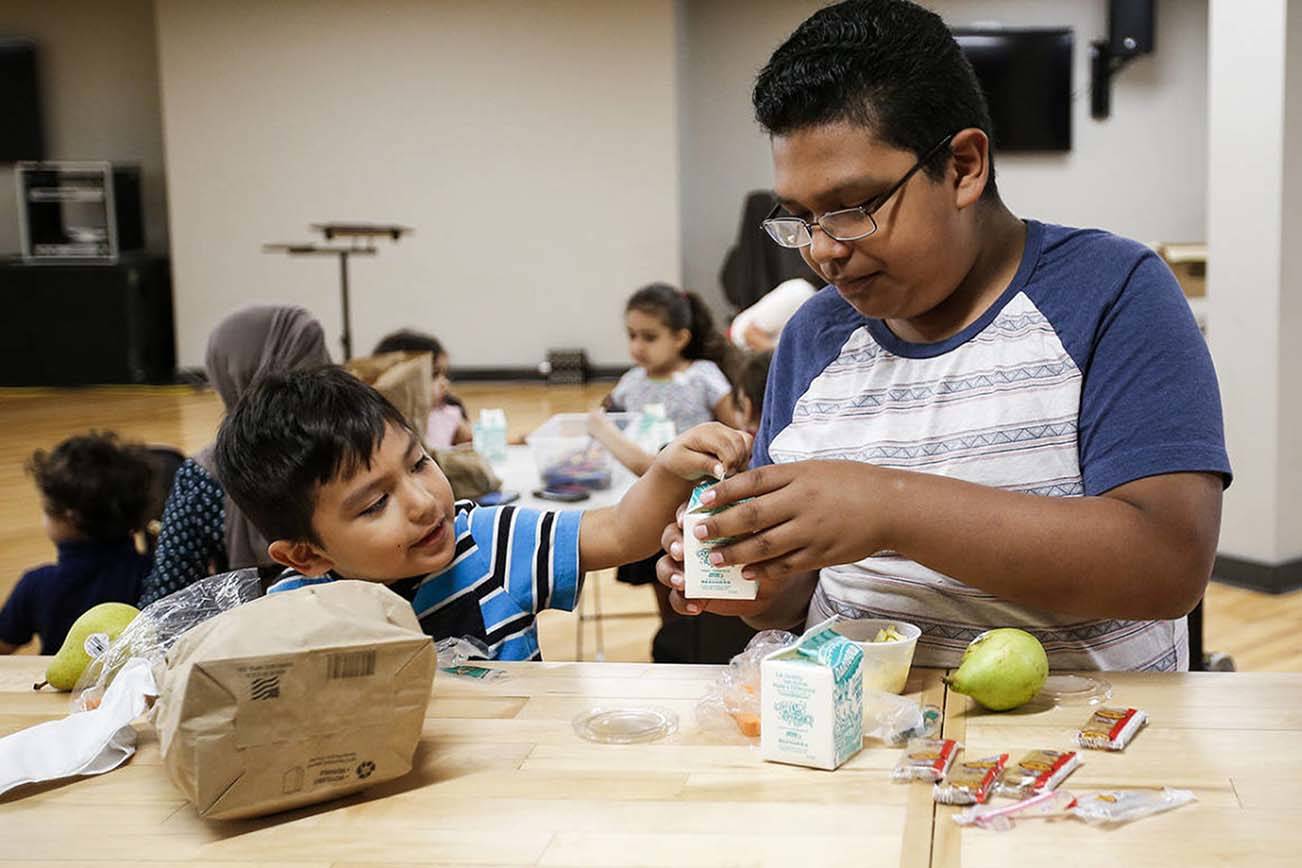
left=35, top=602, right=140, bottom=691
left=944, top=628, right=1048, bottom=711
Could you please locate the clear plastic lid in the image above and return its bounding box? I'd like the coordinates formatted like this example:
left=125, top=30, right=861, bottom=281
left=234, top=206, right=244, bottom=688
left=1037, top=674, right=1112, bottom=706
left=572, top=706, right=679, bottom=744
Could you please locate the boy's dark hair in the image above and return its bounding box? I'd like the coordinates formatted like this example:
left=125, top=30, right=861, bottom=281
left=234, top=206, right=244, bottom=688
left=373, top=329, right=444, bottom=358
left=27, top=431, right=153, bottom=542
left=215, top=366, right=413, bottom=545
left=627, top=283, right=734, bottom=375
left=731, top=350, right=774, bottom=417
left=753, top=0, right=997, bottom=196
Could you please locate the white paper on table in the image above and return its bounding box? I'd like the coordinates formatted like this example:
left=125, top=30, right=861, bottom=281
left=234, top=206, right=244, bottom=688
left=0, top=657, right=158, bottom=797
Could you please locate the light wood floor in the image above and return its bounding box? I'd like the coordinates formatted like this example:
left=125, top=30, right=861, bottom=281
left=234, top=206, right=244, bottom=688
left=2, top=384, right=1299, bottom=671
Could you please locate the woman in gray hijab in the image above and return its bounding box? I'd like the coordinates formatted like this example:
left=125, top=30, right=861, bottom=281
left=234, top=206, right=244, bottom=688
left=138, top=306, right=331, bottom=606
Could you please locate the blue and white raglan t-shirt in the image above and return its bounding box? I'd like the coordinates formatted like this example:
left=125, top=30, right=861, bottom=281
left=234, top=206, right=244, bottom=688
left=755, top=220, right=1231, bottom=672
left=268, top=500, right=583, bottom=661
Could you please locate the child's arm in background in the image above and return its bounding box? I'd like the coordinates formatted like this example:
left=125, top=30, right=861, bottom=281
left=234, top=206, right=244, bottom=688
left=712, top=394, right=743, bottom=429
left=452, top=417, right=473, bottom=446
left=579, top=423, right=751, bottom=572
left=586, top=409, right=654, bottom=476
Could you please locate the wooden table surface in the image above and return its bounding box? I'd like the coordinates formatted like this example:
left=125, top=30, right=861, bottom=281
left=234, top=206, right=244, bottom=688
left=1, top=658, right=1298, bottom=867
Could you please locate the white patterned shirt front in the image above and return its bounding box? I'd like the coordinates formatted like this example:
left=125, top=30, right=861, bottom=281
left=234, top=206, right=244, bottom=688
left=755, top=221, right=1231, bottom=672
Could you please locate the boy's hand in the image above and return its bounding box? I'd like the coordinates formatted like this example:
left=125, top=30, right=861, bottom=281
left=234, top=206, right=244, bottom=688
left=685, top=460, right=888, bottom=583
left=653, top=423, right=752, bottom=483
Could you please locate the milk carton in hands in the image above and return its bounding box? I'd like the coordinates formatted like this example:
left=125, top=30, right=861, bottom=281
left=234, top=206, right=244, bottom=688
left=682, top=478, right=757, bottom=600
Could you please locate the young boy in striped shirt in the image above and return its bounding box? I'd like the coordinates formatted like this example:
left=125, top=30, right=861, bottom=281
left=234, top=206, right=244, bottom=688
left=214, top=366, right=750, bottom=660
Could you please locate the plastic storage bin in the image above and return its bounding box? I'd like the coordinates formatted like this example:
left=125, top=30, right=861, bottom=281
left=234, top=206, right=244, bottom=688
left=526, top=412, right=635, bottom=490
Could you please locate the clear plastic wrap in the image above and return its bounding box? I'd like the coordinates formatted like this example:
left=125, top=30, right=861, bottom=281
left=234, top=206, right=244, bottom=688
left=1069, top=788, right=1196, bottom=825
left=696, top=629, right=798, bottom=738
left=435, top=636, right=511, bottom=681
left=954, top=789, right=1077, bottom=831
left=865, top=691, right=939, bottom=745
left=70, top=568, right=264, bottom=712
left=953, top=788, right=1197, bottom=831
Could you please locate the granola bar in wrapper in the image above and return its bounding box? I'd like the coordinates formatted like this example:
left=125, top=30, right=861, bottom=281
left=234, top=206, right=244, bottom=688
left=891, top=737, right=960, bottom=783
left=934, top=753, right=1009, bottom=805
left=1076, top=707, right=1147, bottom=751
left=996, top=749, right=1081, bottom=798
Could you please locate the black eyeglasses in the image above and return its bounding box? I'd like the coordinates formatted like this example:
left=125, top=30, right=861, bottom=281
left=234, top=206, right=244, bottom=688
left=762, top=133, right=956, bottom=248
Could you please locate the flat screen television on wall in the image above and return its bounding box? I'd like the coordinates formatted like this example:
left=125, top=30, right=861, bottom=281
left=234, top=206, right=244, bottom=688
left=952, top=27, right=1073, bottom=152
left=0, top=38, right=45, bottom=163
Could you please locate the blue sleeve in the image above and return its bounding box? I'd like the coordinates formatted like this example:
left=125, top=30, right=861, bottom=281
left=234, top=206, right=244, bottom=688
left=138, top=460, right=228, bottom=607
left=1047, top=249, right=1232, bottom=495
left=469, top=504, right=582, bottom=619
left=0, top=569, right=40, bottom=647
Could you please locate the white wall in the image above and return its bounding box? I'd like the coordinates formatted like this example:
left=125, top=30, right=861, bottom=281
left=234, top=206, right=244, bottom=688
left=1206, top=0, right=1284, bottom=562
left=156, top=0, right=680, bottom=369
left=1206, top=0, right=1302, bottom=566
left=1280, top=0, right=1302, bottom=558
left=678, top=0, right=1208, bottom=315
left=0, top=0, right=168, bottom=255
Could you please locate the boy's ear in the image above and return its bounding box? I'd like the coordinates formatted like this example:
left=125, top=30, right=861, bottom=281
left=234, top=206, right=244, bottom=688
left=267, top=539, right=335, bottom=577
left=949, top=127, right=991, bottom=210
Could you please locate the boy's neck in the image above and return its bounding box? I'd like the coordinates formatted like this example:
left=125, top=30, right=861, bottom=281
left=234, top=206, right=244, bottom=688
left=887, top=203, right=1026, bottom=345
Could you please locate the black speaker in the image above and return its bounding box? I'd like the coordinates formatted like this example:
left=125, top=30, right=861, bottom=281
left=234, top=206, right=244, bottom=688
left=1109, top=0, right=1155, bottom=56
left=0, top=39, right=45, bottom=162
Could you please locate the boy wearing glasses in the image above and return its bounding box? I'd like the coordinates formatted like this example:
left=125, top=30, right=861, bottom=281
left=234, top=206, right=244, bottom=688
left=656, top=0, right=1229, bottom=671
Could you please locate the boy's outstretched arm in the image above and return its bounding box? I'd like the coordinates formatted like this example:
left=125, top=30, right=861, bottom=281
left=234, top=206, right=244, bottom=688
left=687, top=461, right=1222, bottom=622
left=579, top=423, right=752, bottom=572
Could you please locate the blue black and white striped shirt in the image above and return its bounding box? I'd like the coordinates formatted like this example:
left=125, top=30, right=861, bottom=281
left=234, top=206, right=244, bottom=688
left=268, top=500, right=583, bottom=660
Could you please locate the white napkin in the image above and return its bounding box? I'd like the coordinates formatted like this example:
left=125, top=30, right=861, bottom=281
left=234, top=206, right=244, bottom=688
left=0, top=658, right=158, bottom=797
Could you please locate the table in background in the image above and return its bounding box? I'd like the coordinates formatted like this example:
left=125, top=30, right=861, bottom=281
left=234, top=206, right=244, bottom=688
left=494, top=443, right=631, bottom=511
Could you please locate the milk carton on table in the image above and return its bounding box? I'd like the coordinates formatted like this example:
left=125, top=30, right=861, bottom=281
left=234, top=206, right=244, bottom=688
left=760, top=619, right=864, bottom=770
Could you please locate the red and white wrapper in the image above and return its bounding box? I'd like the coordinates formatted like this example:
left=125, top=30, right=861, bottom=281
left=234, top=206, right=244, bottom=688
left=1076, top=707, right=1148, bottom=751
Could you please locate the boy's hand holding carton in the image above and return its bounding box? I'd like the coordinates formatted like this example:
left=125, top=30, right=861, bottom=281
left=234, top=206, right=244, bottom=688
left=648, top=422, right=752, bottom=486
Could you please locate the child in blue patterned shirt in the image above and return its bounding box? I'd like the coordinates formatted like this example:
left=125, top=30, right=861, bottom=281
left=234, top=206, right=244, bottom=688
left=214, top=366, right=750, bottom=660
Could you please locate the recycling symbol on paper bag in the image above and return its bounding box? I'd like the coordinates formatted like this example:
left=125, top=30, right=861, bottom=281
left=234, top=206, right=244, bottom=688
left=356, top=761, right=376, bottom=779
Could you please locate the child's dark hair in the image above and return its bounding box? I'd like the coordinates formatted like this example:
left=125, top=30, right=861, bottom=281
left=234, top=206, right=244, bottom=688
left=26, top=431, right=153, bottom=542
left=373, top=329, right=445, bottom=358
left=215, top=366, right=413, bottom=545
left=627, top=283, right=732, bottom=371
left=732, top=350, right=774, bottom=418
left=753, top=0, right=997, bottom=197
